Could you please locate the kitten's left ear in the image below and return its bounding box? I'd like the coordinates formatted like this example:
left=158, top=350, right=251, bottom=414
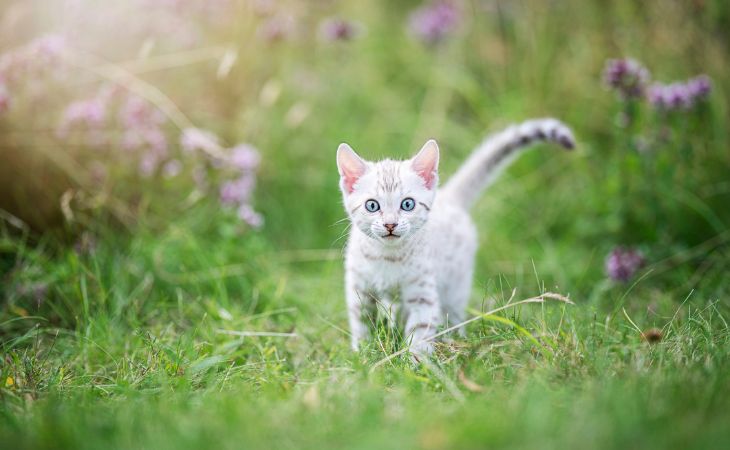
left=411, top=139, right=440, bottom=190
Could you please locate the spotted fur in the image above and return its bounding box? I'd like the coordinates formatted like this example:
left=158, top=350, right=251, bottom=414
left=337, top=118, right=575, bottom=358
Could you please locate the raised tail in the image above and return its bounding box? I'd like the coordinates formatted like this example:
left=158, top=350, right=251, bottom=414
left=440, top=118, right=575, bottom=209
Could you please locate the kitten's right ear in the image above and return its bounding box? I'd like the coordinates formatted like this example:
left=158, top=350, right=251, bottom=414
left=337, top=143, right=368, bottom=194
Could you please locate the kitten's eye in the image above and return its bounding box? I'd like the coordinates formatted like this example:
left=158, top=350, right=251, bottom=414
left=365, top=199, right=380, bottom=212
left=401, top=198, right=416, bottom=211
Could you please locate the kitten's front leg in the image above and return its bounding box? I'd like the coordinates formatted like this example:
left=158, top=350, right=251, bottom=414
left=402, top=277, right=442, bottom=358
left=345, top=274, right=374, bottom=351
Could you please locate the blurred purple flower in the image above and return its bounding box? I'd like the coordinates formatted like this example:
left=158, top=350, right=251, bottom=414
left=29, top=34, right=67, bottom=63
left=257, top=15, right=295, bottom=43
left=219, top=175, right=255, bottom=205
left=0, top=34, right=67, bottom=84
left=686, top=75, right=711, bottom=99
left=319, top=18, right=363, bottom=42
left=605, top=247, right=645, bottom=283
left=162, top=159, right=183, bottom=178
left=139, top=153, right=162, bottom=177
left=121, top=126, right=168, bottom=162
left=648, top=75, right=712, bottom=111
left=603, top=58, right=650, bottom=100
left=58, top=97, right=107, bottom=137
left=230, top=144, right=261, bottom=171
left=181, top=127, right=221, bottom=154
left=237, top=204, right=264, bottom=228
left=120, top=95, right=165, bottom=129
left=408, top=0, right=461, bottom=45
left=0, top=82, right=9, bottom=114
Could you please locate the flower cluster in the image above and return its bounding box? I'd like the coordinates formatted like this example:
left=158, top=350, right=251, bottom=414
left=0, top=34, right=68, bottom=116
left=605, top=247, right=645, bottom=283
left=180, top=129, right=263, bottom=227
left=318, top=18, right=364, bottom=42
left=647, top=75, right=712, bottom=111
left=219, top=144, right=263, bottom=228
left=604, top=58, right=713, bottom=111
left=408, top=0, right=461, bottom=45
left=603, top=58, right=650, bottom=100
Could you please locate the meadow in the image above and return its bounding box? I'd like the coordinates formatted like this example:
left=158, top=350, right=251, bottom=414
left=1, top=1, right=730, bottom=448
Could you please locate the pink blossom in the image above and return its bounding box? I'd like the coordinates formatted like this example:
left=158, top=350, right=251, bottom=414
left=122, top=127, right=168, bottom=154
left=219, top=175, right=255, bottom=205
left=605, top=247, right=645, bottom=283
left=162, top=159, right=183, bottom=178
left=603, top=58, right=651, bottom=100
left=230, top=144, right=261, bottom=171
left=180, top=127, right=221, bottom=154
left=119, top=95, right=165, bottom=129
left=408, top=1, right=461, bottom=45
left=58, top=98, right=107, bottom=137
left=237, top=204, right=264, bottom=228
left=318, top=18, right=364, bottom=42
left=139, top=153, right=161, bottom=177
left=257, top=15, right=295, bottom=43
left=0, top=82, right=9, bottom=114
left=648, top=75, right=712, bottom=111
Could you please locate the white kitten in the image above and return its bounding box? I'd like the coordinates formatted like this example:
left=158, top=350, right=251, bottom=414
left=337, top=118, right=575, bottom=358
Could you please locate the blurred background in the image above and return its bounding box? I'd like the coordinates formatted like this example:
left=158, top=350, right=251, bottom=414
left=1, top=0, right=729, bottom=328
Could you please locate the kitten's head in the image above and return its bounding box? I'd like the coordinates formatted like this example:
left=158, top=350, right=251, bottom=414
left=336, top=140, right=439, bottom=244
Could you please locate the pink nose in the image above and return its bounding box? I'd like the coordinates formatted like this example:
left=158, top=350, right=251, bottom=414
left=384, top=223, right=397, bottom=232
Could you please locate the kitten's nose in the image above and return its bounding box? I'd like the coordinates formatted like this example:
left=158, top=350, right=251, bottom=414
left=384, top=223, right=397, bottom=233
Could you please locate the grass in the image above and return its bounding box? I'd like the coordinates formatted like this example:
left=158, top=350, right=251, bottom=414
left=2, top=0, right=730, bottom=448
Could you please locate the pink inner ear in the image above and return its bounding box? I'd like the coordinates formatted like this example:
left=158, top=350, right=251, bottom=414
left=337, top=144, right=367, bottom=194
left=412, top=140, right=439, bottom=190
left=415, top=166, right=437, bottom=190
left=342, top=173, right=360, bottom=194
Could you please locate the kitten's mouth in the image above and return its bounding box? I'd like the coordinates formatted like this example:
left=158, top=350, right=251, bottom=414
left=382, top=233, right=400, bottom=239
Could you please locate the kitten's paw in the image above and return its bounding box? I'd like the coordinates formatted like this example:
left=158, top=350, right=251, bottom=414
left=408, top=340, right=434, bottom=364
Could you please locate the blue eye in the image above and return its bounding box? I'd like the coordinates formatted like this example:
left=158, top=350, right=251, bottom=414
left=401, top=198, right=415, bottom=211
left=365, top=199, right=380, bottom=212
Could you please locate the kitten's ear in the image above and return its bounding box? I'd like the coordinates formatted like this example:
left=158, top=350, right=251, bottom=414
left=337, top=143, right=368, bottom=194
left=411, top=139, right=439, bottom=190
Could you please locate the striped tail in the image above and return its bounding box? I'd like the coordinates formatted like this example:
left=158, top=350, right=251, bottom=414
left=440, top=118, right=575, bottom=209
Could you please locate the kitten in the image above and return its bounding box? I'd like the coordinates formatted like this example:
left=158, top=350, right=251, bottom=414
left=337, top=118, right=574, bottom=357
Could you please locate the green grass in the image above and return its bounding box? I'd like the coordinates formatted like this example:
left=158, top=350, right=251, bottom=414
left=2, top=0, right=730, bottom=448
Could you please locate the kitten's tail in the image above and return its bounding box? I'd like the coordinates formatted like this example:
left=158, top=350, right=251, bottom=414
left=440, top=118, right=575, bottom=209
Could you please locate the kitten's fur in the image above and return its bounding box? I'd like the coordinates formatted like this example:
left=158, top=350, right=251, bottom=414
left=337, top=118, right=574, bottom=357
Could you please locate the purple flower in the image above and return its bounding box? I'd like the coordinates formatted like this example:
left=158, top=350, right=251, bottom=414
left=603, top=58, right=651, bottom=100
left=180, top=127, right=221, bottom=154
left=648, top=75, right=712, bottom=111
left=120, top=95, right=165, bottom=130
left=122, top=127, right=168, bottom=155
left=29, top=34, right=67, bottom=63
left=408, top=0, right=461, bottom=45
left=605, top=247, right=645, bottom=283
left=318, top=18, right=363, bottom=42
left=237, top=204, right=264, bottom=228
left=257, top=15, right=295, bottom=43
left=686, top=75, right=711, bottom=100
left=0, top=82, right=9, bottom=114
left=58, top=97, right=107, bottom=137
left=162, top=159, right=183, bottom=178
left=219, top=175, right=255, bottom=205
left=139, top=153, right=161, bottom=177
left=230, top=144, right=261, bottom=171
